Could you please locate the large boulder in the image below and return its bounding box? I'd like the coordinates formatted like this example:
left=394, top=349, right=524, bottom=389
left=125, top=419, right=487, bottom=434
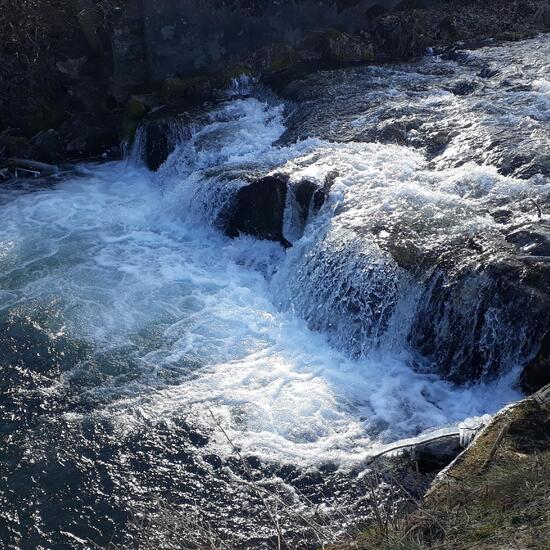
left=140, top=102, right=213, bottom=171
left=409, top=258, right=550, bottom=384
left=223, top=171, right=334, bottom=246
left=224, top=174, right=291, bottom=246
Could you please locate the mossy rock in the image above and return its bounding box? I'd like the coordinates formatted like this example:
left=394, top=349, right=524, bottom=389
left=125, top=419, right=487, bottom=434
left=267, top=54, right=295, bottom=73
left=24, top=103, right=66, bottom=135
left=120, top=95, right=157, bottom=143
left=324, top=29, right=374, bottom=63
left=161, top=75, right=216, bottom=102
left=223, top=64, right=254, bottom=84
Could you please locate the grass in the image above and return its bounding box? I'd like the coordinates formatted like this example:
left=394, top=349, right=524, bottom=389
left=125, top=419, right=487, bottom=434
left=335, top=397, right=550, bottom=550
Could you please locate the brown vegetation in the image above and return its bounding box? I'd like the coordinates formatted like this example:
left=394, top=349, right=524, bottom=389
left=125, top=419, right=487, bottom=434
left=333, top=392, right=550, bottom=550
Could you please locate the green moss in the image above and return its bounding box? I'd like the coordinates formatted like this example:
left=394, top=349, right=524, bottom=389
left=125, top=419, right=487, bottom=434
left=325, top=28, right=345, bottom=40
left=126, top=96, right=148, bottom=120
left=224, top=64, right=253, bottom=83
left=120, top=95, right=150, bottom=144
left=266, top=54, right=294, bottom=73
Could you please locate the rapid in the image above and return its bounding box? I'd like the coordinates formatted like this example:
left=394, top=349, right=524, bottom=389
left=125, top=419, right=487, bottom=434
left=1, top=34, right=548, bottom=549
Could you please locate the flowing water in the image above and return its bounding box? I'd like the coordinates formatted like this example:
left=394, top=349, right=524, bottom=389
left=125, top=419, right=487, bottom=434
left=1, top=35, right=549, bottom=549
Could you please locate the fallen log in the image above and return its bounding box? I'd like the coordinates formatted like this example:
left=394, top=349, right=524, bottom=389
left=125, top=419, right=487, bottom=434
left=3, top=158, right=60, bottom=177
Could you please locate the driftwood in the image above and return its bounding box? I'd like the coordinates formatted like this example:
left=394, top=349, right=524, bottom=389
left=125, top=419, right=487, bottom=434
left=366, top=431, right=461, bottom=463
left=3, top=158, right=60, bottom=177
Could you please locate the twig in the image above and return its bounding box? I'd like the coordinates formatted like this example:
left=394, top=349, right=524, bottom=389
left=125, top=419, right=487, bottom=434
left=529, top=198, right=542, bottom=219
left=481, top=423, right=511, bottom=470
left=207, top=409, right=287, bottom=549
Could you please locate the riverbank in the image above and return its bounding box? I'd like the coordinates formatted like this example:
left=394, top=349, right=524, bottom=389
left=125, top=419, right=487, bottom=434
left=333, top=385, right=550, bottom=550
left=1, top=0, right=549, bottom=168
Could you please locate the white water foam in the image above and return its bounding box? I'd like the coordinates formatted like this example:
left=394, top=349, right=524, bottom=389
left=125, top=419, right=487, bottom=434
left=0, top=97, right=527, bottom=469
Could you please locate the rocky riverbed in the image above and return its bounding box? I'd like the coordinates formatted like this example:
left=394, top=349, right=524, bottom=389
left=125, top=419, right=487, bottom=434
left=1, top=2, right=550, bottom=549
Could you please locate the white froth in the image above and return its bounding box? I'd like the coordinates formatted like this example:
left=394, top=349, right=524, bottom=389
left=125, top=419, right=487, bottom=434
left=0, top=96, right=529, bottom=468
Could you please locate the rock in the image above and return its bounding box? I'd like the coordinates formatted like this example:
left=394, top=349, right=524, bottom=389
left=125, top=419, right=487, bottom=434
left=293, top=170, right=336, bottom=222
left=0, top=132, right=31, bottom=159
left=438, top=15, right=459, bottom=41
left=108, top=2, right=148, bottom=102
left=64, top=123, right=118, bottom=159
left=365, top=4, right=389, bottom=20
left=121, top=94, right=155, bottom=143
left=294, top=179, right=319, bottom=223
left=538, top=5, right=550, bottom=28
left=408, top=258, right=550, bottom=384
left=412, top=437, right=463, bottom=474
left=161, top=76, right=220, bottom=102
left=506, top=225, right=550, bottom=257
left=30, top=129, right=64, bottom=164
left=477, top=66, right=500, bottom=79
left=56, top=56, right=88, bottom=79
left=73, top=0, right=101, bottom=53
left=140, top=99, right=220, bottom=171
left=323, top=30, right=374, bottom=63
left=142, top=116, right=192, bottom=171
left=521, top=333, right=550, bottom=394
left=449, top=81, right=477, bottom=96
left=224, top=174, right=290, bottom=247
left=370, top=13, right=425, bottom=60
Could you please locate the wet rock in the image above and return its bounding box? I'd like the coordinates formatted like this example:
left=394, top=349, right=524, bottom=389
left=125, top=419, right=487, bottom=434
left=294, top=179, right=319, bottom=223
left=121, top=94, right=156, bottom=143
left=449, top=81, right=477, bottom=96
left=409, top=259, right=550, bottom=383
left=324, top=30, right=374, bottom=63
left=56, top=56, right=88, bottom=79
left=30, top=129, right=64, bottom=164
left=521, top=333, right=550, bottom=394
left=140, top=99, right=222, bottom=170
left=490, top=209, right=514, bottom=224
left=477, top=66, right=500, bottom=79
left=224, top=174, right=290, bottom=247
left=506, top=226, right=550, bottom=257
left=293, top=170, right=336, bottom=223
left=142, top=116, right=192, bottom=171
